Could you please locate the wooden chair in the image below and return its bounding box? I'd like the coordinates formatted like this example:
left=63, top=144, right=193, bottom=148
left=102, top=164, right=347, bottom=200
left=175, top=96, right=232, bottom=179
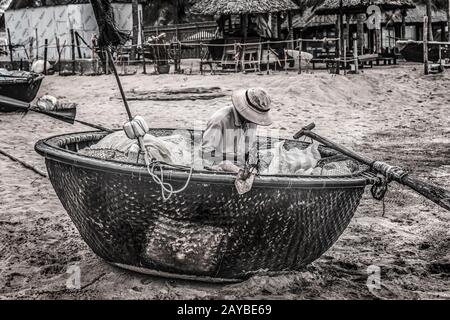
left=221, top=41, right=241, bottom=72
left=241, top=42, right=262, bottom=72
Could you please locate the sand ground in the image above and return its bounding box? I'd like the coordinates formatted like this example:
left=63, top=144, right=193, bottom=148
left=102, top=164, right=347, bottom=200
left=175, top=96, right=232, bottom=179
left=0, top=63, right=449, bottom=299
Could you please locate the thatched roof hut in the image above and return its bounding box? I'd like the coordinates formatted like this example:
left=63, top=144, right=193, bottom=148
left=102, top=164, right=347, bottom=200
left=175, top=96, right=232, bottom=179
left=315, top=0, right=416, bottom=15
left=190, top=0, right=300, bottom=16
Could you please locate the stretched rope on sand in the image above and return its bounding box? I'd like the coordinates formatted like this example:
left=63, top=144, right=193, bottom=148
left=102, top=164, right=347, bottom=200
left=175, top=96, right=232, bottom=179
left=0, top=148, right=48, bottom=178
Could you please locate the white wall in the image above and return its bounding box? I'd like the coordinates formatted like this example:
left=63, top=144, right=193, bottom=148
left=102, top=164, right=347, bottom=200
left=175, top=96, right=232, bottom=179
left=5, top=4, right=142, bottom=61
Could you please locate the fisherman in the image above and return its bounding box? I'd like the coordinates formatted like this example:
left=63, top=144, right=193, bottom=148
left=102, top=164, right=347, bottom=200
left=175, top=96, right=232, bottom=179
left=202, top=88, right=273, bottom=172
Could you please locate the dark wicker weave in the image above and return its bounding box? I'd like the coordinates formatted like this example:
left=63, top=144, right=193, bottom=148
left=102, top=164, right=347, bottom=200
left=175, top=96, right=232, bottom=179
left=35, top=130, right=375, bottom=281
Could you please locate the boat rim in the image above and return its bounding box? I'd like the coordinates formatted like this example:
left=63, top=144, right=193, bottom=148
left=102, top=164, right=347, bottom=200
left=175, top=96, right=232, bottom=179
left=35, top=130, right=373, bottom=189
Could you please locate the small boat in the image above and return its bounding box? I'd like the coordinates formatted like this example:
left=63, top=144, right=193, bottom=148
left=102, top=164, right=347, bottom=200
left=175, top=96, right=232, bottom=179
left=35, top=129, right=379, bottom=282
left=397, top=41, right=450, bottom=63
left=0, top=70, right=44, bottom=112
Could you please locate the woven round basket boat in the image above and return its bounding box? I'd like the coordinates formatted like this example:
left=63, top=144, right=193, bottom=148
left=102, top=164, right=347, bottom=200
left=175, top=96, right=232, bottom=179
left=35, top=129, right=377, bottom=282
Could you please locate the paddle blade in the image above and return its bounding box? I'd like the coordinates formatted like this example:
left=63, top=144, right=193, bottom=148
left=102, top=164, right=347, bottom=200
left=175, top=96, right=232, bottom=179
left=0, top=95, right=30, bottom=112
left=403, top=175, right=450, bottom=212
left=31, top=107, right=77, bottom=125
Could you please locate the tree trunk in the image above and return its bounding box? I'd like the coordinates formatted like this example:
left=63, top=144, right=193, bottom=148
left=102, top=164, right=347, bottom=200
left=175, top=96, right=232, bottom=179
left=426, top=0, right=433, bottom=41
left=131, top=0, right=139, bottom=61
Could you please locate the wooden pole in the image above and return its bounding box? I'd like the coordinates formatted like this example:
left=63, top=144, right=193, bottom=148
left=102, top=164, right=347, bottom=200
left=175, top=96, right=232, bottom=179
left=447, top=0, right=450, bottom=41
left=426, top=0, right=433, bottom=41
left=424, top=16, right=429, bottom=75
left=346, top=14, right=351, bottom=52
left=200, top=43, right=204, bottom=75
left=44, top=39, right=48, bottom=75
left=335, top=15, right=341, bottom=75
left=288, top=12, right=293, bottom=49
left=7, top=28, right=13, bottom=64
left=35, top=28, right=39, bottom=60
left=56, top=37, right=62, bottom=76
left=356, top=13, right=365, bottom=53
left=234, top=42, right=238, bottom=73
left=439, top=44, right=442, bottom=67
left=71, top=28, right=76, bottom=74
left=105, top=49, right=110, bottom=75
left=339, top=0, right=344, bottom=56
left=243, top=14, right=248, bottom=42
left=284, top=49, right=288, bottom=74
left=353, top=38, right=359, bottom=74
left=401, top=9, right=406, bottom=39
left=266, top=42, right=270, bottom=75
left=298, top=40, right=302, bottom=74
left=131, top=0, right=139, bottom=62
left=343, top=39, right=347, bottom=75
left=75, top=32, right=82, bottom=59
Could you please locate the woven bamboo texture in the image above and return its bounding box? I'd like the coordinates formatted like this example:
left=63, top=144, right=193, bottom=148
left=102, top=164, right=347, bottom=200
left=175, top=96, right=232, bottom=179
left=36, top=130, right=371, bottom=280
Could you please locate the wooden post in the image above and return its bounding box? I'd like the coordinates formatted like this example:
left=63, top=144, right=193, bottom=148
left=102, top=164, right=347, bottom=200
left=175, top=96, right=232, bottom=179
left=44, top=39, right=48, bottom=75
left=401, top=9, right=406, bottom=39
left=75, top=32, right=82, bottom=59
left=35, top=28, right=39, bottom=60
left=266, top=42, right=270, bottom=75
left=284, top=49, right=288, bottom=74
left=346, top=14, right=351, bottom=52
left=105, top=49, right=110, bottom=75
left=356, top=13, right=365, bottom=53
left=131, top=0, right=139, bottom=62
left=353, top=38, right=359, bottom=74
left=140, top=9, right=147, bottom=74
left=424, top=16, right=429, bottom=75
left=200, top=43, right=204, bottom=75
left=7, top=28, right=13, bottom=64
left=447, top=0, right=450, bottom=41
left=343, top=39, right=347, bottom=75
left=56, top=37, right=62, bottom=76
left=426, top=0, right=433, bottom=41
left=339, top=0, right=344, bottom=57
left=335, top=15, right=341, bottom=75
left=277, top=13, right=282, bottom=39
left=441, top=22, right=447, bottom=41
left=71, top=28, right=76, bottom=74
left=243, top=14, right=248, bottom=42
left=288, top=12, right=293, bottom=49
left=298, top=40, right=302, bottom=74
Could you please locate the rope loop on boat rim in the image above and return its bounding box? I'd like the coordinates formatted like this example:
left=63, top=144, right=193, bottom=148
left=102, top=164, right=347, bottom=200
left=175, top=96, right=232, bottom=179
left=138, top=136, right=193, bottom=202
left=123, top=117, right=194, bottom=201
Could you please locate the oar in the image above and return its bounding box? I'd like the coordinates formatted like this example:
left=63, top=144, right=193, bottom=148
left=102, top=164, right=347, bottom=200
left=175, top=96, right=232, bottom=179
left=0, top=95, right=113, bottom=132
left=294, top=123, right=450, bottom=211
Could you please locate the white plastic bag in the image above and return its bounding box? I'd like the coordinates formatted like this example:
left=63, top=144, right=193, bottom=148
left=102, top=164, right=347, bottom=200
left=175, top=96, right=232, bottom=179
left=262, top=141, right=321, bottom=175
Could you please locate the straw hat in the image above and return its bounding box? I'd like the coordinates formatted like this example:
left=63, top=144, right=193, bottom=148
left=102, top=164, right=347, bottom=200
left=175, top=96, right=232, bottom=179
left=231, top=88, right=273, bottom=126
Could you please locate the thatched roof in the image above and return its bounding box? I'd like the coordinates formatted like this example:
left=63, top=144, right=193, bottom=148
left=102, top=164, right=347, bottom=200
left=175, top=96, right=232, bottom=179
left=315, top=0, right=416, bottom=15
left=7, top=0, right=146, bottom=11
left=191, top=0, right=300, bottom=16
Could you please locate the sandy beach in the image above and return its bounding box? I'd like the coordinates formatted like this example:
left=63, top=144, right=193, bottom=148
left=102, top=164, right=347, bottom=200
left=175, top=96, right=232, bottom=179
left=0, top=63, right=449, bottom=299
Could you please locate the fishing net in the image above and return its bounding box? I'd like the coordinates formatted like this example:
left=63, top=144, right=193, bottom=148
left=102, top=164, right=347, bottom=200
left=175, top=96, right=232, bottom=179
left=80, top=130, right=368, bottom=177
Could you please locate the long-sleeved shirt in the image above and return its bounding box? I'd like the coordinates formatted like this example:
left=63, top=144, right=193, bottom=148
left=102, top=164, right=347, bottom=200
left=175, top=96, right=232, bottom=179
left=202, top=106, right=257, bottom=166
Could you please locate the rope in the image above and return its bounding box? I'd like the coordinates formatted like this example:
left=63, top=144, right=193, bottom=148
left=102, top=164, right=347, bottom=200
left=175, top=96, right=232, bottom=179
left=145, top=158, right=194, bottom=202
left=126, top=118, right=193, bottom=201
